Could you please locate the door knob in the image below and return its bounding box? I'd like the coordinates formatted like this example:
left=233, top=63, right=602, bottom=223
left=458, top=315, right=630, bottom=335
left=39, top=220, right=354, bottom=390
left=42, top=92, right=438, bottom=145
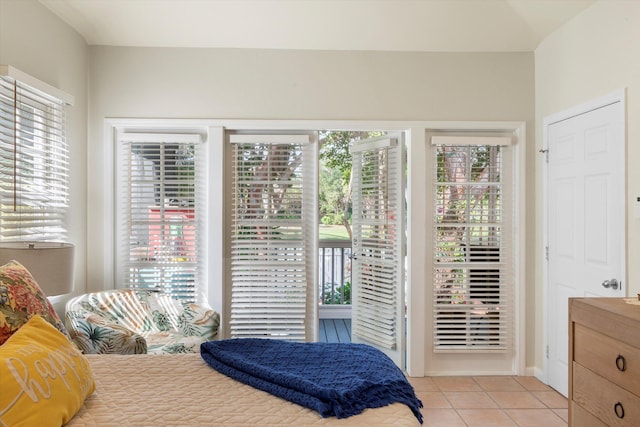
left=602, top=278, right=619, bottom=290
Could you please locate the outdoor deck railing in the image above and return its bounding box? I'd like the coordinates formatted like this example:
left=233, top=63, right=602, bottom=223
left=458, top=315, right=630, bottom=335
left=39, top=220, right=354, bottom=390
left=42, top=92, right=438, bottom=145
left=319, top=240, right=352, bottom=306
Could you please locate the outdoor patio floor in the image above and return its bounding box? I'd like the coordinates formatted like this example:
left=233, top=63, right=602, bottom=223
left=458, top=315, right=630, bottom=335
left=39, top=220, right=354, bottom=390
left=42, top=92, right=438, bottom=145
left=318, top=318, right=351, bottom=343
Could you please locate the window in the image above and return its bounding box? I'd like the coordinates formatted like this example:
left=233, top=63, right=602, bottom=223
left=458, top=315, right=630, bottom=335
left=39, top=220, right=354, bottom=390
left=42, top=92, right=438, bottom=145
left=116, top=132, right=204, bottom=302
left=0, top=66, right=73, bottom=242
left=432, top=135, right=514, bottom=351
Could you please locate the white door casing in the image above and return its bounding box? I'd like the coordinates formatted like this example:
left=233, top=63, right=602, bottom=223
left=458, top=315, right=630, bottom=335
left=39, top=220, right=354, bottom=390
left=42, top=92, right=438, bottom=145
left=350, top=133, right=406, bottom=368
left=544, top=92, right=626, bottom=396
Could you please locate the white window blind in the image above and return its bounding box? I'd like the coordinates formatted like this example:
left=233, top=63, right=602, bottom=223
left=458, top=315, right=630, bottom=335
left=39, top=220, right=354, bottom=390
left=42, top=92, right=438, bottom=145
left=229, top=133, right=317, bottom=341
left=432, top=139, right=514, bottom=351
left=351, top=137, right=403, bottom=352
left=0, top=67, right=73, bottom=242
left=117, top=133, right=204, bottom=302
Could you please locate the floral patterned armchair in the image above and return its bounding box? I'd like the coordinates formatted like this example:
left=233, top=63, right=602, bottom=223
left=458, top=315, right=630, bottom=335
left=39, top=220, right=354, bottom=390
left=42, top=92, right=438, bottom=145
left=65, top=289, right=220, bottom=354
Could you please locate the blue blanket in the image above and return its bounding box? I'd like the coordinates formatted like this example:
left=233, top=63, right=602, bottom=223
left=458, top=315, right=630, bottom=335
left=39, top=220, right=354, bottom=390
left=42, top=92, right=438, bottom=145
left=200, top=339, right=423, bottom=423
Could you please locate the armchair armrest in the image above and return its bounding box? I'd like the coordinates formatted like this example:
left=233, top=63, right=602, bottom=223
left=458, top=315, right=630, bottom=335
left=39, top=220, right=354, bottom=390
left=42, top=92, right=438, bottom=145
left=65, top=311, right=147, bottom=354
left=177, top=303, right=220, bottom=340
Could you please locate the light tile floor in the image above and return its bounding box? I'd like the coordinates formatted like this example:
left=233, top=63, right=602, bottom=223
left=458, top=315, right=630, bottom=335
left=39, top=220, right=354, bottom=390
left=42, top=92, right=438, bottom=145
left=407, top=376, right=568, bottom=427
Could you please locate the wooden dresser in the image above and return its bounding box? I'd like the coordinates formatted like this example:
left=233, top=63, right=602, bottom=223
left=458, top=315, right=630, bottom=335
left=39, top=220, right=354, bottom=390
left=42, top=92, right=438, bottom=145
left=569, top=298, right=640, bottom=426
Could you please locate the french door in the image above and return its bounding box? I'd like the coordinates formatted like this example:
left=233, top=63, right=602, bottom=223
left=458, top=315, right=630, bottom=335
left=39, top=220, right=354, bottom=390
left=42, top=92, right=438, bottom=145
left=350, top=133, right=406, bottom=368
left=225, top=128, right=408, bottom=366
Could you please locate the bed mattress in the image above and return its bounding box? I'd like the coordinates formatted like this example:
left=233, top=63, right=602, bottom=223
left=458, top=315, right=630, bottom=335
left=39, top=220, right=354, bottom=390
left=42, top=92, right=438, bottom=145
left=67, top=353, right=419, bottom=426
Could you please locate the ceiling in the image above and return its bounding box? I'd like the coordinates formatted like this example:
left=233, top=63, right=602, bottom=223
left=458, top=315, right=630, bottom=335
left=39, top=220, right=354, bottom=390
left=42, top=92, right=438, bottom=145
left=39, top=0, right=596, bottom=52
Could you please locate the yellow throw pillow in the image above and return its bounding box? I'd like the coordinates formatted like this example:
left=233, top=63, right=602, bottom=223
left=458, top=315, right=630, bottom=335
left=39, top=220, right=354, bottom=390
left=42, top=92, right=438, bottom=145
left=0, top=315, right=95, bottom=427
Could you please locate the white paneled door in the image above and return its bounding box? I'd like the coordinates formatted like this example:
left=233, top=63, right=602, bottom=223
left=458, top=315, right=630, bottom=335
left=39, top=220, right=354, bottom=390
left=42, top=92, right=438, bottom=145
left=350, top=133, right=406, bottom=368
left=546, top=95, right=625, bottom=396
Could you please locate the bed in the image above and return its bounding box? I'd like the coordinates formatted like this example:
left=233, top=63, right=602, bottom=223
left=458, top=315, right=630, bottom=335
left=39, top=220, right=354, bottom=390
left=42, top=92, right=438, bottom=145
left=2, top=319, right=422, bottom=426
left=68, top=353, right=420, bottom=426
left=0, top=260, right=421, bottom=426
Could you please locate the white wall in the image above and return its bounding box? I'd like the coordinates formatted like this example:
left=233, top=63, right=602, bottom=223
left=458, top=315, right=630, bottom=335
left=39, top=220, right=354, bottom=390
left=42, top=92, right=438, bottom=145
left=0, top=0, right=88, bottom=313
left=534, top=0, right=640, bottom=371
left=87, top=46, right=536, bottom=368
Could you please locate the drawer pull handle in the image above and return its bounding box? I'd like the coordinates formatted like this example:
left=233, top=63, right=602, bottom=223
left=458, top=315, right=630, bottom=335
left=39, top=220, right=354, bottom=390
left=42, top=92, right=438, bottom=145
left=614, top=402, right=625, bottom=419
left=616, top=354, right=627, bottom=372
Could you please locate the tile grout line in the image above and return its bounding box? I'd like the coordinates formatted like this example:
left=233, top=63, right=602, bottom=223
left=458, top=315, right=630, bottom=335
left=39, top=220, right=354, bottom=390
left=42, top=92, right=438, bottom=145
left=472, top=377, right=520, bottom=427
left=415, top=376, right=568, bottom=427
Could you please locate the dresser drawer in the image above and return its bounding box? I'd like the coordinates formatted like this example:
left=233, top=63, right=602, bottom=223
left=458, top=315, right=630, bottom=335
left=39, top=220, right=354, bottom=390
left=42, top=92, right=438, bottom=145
left=574, top=323, right=640, bottom=396
left=573, top=362, right=640, bottom=426
left=571, top=401, right=607, bottom=427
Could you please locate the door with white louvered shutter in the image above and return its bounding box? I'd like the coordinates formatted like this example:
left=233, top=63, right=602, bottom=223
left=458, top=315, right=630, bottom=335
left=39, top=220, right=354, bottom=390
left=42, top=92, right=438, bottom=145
left=228, top=133, right=318, bottom=341
left=350, top=133, right=405, bottom=368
